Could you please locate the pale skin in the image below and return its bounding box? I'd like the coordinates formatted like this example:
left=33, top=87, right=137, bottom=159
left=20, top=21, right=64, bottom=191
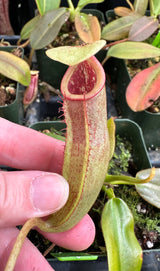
left=0, top=117, right=95, bottom=271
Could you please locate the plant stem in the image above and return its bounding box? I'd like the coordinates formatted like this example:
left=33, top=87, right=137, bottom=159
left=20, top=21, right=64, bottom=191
left=67, top=0, right=74, bottom=10
left=102, top=186, right=115, bottom=199
left=126, top=0, right=134, bottom=11
left=104, top=168, right=155, bottom=185
left=4, top=218, right=39, bottom=271
left=67, top=0, right=76, bottom=22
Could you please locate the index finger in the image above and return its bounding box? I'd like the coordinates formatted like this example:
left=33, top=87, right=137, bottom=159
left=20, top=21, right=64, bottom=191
left=0, top=118, right=64, bottom=173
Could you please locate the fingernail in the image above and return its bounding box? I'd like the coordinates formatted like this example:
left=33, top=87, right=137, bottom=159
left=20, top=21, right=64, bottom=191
left=31, top=174, right=69, bottom=214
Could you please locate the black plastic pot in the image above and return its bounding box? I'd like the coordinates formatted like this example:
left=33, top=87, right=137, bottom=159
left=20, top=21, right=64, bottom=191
left=48, top=251, right=160, bottom=271
left=36, top=9, right=105, bottom=90
left=0, top=45, right=25, bottom=124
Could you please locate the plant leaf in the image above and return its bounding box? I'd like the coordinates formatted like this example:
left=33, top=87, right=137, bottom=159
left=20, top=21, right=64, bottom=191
left=128, top=16, right=159, bottom=42
left=114, top=7, right=134, bottom=16
left=126, top=62, right=160, bottom=111
left=35, top=0, right=60, bottom=15
left=149, top=0, right=160, bottom=17
left=101, top=198, right=142, bottom=271
left=134, top=0, right=149, bottom=15
left=0, top=51, right=31, bottom=86
left=107, top=117, right=115, bottom=160
left=152, top=31, right=160, bottom=48
left=46, top=40, right=106, bottom=65
left=136, top=168, right=160, bottom=208
left=75, top=13, right=101, bottom=43
left=30, top=8, right=69, bottom=49
left=107, top=41, right=160, bottom=59
left=101, top=14, right=141, bottom=41
left=77, top=0, right=104, bottom=10
left=20, top=15, right=40, bottom=40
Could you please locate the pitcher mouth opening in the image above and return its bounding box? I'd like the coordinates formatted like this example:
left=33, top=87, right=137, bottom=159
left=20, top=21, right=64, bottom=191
left=61, top=56, right=105, bottom=101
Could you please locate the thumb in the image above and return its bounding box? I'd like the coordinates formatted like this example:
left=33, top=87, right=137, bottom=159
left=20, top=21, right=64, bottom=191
left=0, top=170, right=69, bottom=227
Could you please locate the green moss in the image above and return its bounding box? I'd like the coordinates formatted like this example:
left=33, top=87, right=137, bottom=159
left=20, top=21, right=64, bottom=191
left=108, top=135, right=133, bottom=175
left=114, top=185, right=160, bottom=232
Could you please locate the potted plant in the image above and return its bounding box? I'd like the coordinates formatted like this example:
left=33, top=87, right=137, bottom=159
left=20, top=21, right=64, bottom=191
left=3, top=49, right=160, bottom=271
left=3, top=1, right=160, bottom=270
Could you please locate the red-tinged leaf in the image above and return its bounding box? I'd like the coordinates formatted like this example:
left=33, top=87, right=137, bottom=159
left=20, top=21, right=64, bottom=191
left=126, top=62, right=160, bottom=111
left=134, top=0, right=149, bottom=15
left=23, top=70, right=39, bottom=107
left=75, top=13, right=101, bottom=43
left=128, top=16, right=159, bottom=42
left=101, top=14, right=141, bottom=41
left=114, top=7, right=134, bottom=17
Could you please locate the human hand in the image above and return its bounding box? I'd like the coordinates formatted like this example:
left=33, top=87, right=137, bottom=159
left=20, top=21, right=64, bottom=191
left=0, top=118, right=95, bottom=271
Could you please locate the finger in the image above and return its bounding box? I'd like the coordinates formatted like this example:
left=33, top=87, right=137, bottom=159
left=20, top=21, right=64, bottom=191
left=0, top=118, right=64, bottom=173
left=0, top=170, right=69, bottom=227
left=39, top=214, right=96, bottom=251
left=0, top=227, right=54, bottom=271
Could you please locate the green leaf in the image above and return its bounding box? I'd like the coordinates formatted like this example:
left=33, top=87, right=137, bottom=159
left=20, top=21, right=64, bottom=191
left=152, top=31, right=160, bottom=48
left=101, top=14, right=141, bottom=41
left=128, top=16, right=159, bottom=42
left=77, top=0, right=104, bottom=11
left=134, top=0, right=149, bottom=15
left=149, top=0, right=160, bottom=17
left=107, top=41, right=160, bottom=59
left=107, top=118, right=115, bottom=160
left=30, top=8, right=69, bottom=49
left=20, top=15, right=40, bottom=40
left=126, top=62, right=160, bottom=111
left=0, top=51, right=31, bottom=86
left=46, top=40, right=106, bottom=65
left=101, top=198, right=142, bottom=271
left=35, top=0, right=60, bottom=15
left=136, top=168, right=160, bottom=208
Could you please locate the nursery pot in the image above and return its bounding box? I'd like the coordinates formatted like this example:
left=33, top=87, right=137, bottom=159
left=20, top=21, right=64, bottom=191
left=48, top=251, right=160, bottom=271
left=29, top=119, right=159, bottom=271
left=0, top=45, right=24, bottom=124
